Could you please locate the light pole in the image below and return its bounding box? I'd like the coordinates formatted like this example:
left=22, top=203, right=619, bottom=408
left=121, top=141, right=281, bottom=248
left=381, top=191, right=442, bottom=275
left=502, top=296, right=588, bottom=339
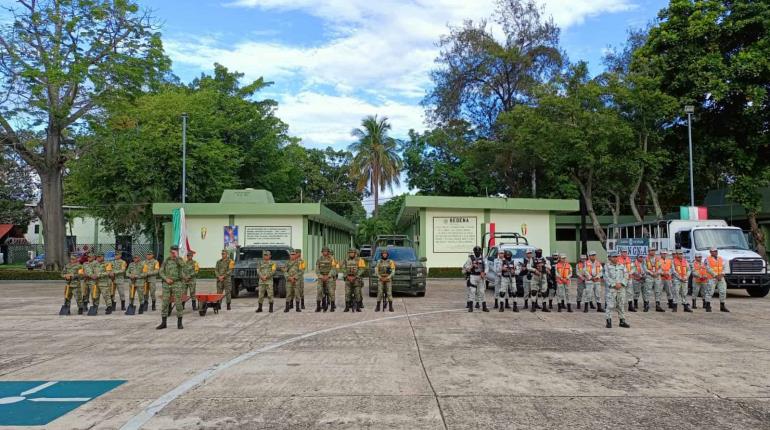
left=684, top=105, right=695, bottom=207
left=181, top=113, right=188, bottom=204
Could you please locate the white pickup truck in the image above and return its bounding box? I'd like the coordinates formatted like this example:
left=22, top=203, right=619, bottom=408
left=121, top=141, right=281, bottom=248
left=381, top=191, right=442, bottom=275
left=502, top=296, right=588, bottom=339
left=608, top=219, right=769, bottom=297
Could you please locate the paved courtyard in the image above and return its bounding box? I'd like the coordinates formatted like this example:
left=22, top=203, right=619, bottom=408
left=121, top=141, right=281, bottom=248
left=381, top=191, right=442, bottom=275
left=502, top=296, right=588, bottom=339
left=0, top=279, right=768, bottom=429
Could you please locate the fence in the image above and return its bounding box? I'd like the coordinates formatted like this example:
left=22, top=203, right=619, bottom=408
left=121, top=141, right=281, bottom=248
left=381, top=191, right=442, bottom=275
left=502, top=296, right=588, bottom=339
left=3, top=243, right=155, bottom=264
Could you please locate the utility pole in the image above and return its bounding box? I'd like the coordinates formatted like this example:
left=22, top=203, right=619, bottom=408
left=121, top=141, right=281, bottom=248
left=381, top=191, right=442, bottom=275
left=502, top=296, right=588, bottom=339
left=685, top=105, right=695, bottom=207
left=181, top=113, right=188, bottom=204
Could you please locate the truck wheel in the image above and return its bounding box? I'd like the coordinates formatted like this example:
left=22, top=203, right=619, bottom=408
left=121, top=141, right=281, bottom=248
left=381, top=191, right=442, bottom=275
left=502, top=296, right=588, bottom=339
left=275, top=278, right=286, bottom=298
left=231, top=280, right=240, bottom=298
left=747, top=286, right=770, bottom=298
left=416, top=291, right=425, bottom=297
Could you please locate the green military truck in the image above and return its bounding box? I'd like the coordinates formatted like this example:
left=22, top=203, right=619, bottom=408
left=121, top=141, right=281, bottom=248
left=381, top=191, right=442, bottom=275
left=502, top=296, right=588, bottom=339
left=231, top=246, right=292, bottom=298
left=367, top=235, right=428, bottom=297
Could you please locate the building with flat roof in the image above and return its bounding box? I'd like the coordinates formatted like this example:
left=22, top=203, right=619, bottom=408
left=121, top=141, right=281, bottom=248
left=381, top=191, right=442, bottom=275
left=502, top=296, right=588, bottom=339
left=152, top=189, right=355, bottom=268
left=396, top=195, right=579, bottom=269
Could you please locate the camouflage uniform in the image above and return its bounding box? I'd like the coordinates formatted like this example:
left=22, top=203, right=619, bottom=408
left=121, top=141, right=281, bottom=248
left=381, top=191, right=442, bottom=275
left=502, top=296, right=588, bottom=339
left=642, top=254, right=660, bottom=311
left=691, top=257, right=709, bottom=309
left=159, top=255, right=186, bottom=319
left=575, top=256, right=586, bottom=306
left=462, top=250, right=487, bottom=311
left=554, top=257, right=573, bottom=311
left=581, top=255, right=603, bottom=311
left=604, top=255, right=630, bottom=328
left=256, top=256, right=277, bottom=309
left=315, top=251, right=336, bottom=311
left=86, top=257, right=113, bottom=312
left=126, top=258, right=146, bottom=311
left=109, top=257, right=127, bottom=310
left=184, top=256, right=200, bottom=308
left=143, top=256, right=160, bottom=310
left=672, top=253, right=691, bottom=311
left=630, top=258, right=645, bottom=307
left=61, top=259, right=83, bottom=312
left=343, top=250, right=367, bottom=312
left=495, top=254, right=518, bottom=312
left=295, top=251, right=307, bottom=309
left=527, top=255, right=550, bottom=311
left=521, top=254, right=533, bottom=308
left=375, top=255, right=396, bottom=312
left=706, top=253, right=729, bottom=312
left=285, top=251, right=304, bottom=312
left=215, top=253, right=235, bottom=306
left=657, top=254, right=674, bottom=307
left=617, top=253, right=632, bottom=311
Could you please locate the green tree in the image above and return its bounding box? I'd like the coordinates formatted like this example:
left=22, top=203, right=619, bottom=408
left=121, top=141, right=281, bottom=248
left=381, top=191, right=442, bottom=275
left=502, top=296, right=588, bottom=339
left=0, top=148, right=36, bottom=226
left=349, top=115, right=402, bottom=216
left=643, top=0, right=770, bottom=257
left=0, top=0, right=169, bottom=269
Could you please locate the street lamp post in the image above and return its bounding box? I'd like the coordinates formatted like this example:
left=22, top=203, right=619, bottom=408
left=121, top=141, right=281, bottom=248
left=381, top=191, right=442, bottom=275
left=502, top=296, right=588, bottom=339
left=182, top=113, right=188, bottom=204
left=684, top=105, right=695, bottom=207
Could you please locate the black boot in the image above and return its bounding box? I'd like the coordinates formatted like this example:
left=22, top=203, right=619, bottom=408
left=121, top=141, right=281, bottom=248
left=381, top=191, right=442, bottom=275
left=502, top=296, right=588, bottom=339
left=330, top=302, right=335, bottom=312
left=177, top=317, right=183, bottom=329
left=684, top=303, right=692, bottom=313
left=285, top=302, right=291, bottom=313
left=705, top=302, right=712, bottom=312
left=358, top=300, right=364, bottom=310
left=269, top=302, right=274, bottom=313
left=583, top=303, right=589, bottom=313
left=105, top=305, right=113, bottom=315
left=530, top=301, right=536, bottom=312
left=524, top=299, right=529, bottom=309
left=534, top=301, right=541, bottom=309
left=227, top=303, right=231, bottom=311
left=567, top=303, right=573, bottom=313
left=577, top=300, right=581, bottom=309
left=513, top=302, right=519, bottom=312
left=388, top=301, right=394, bottom=312
left=152, top=300, right=156, bottom=311
left=541, top=300, right=550, bottom=312
left=475, top=302, right=480, bottom=309
left=352, top=301, right=359, bottom=312
left=301, top=298, right=306, bottom=309
left=589, top=301, right=595, bottom=309
left=296, top=300, right=302, bottom=312
left=606, top=319, right=612, bottom=328
left=505, top=299, right=511, bottom=309
left=619, top=319, right=630, bottom=328
left=549, top=299, right=553, bottom=309
left=557, top=301, right=563, bottom=312
left=668, top=299, right=674, bottom=309
left=111, top=298, right=116, bottom=312
left=720, top=303, right=730, bottom=312
left=289, top=301, right=294, bottom=310
left=77, top=305, right=84, bottom=315
left=655, top=301, right=665, bottom=312
left=87, top=304, right=98, bottom=316
left=121, top=300, right=126, bottom=311
left=482, top=302, right=489, bottom=312
left=316, top=301, right=322, bottom=312
left=672, top=304, right=678, bottom=312
left=192, top=300, right=197, bottom=311
left=156, top=317, right=167, bottom=330
left=256, top=303, right=263, bottom=313
left=628, top=301, right=635, bottom=312
left=643, top=301, right=650, bottom=312
left=499, top=301, right=505, bottom=312
left=494, top=299, right=499, bottom=309
left=377, top=301, right=382, bottom=312
left=634, top=299, right=639, bottom=310
left=344, top=301, right=351, bottom=312
left=138, top=302, right=145, bottom=314
left=692, top=299, right=697, bottom=309
left=596, top=302, right=603, bottom=312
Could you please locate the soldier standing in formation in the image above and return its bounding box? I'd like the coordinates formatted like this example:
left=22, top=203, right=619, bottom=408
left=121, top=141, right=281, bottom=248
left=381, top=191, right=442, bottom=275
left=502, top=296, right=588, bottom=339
left=255, top=251, right=277, bottom=313
left=375, top=249, right=396, bottom=312
left=81, top=253, right=96, bottom=310
left=156, top=245, right=186, bottom=329
left=87, top=254, right=113, bottom=315
left=495, top=250, right=518, bottom=312
left=555, top=254, right=573, bottom=312
left=284, top=249, right=303, bottom=312
left=575, top=254, right=586, bottom=309
left=630, top=254, right=645, bottom=312
left=109, top=254, right=127, bottom=311
left=617, top=249, right=633, bottom=312
left=126, top=255, right=146, bottom=314
left=60, top=255, right=84, bottom=315
left=343, top=248, right=366, bottom=312
left=492, top=251, right=504, bottom=309
left=143, top=252, right=160, bottom=312
left=672, top=249, right=692, bottom=312
left=547, top=252, right=559, bottom=310
left=215, top=249, right=235, bottom=311
left=295, top=249, right=306, bottom=309
left=527, top=249, right=550, bottom=312
left=604, top=251, right=631, bottom=329
left=658, top=250, right=674, bottom=310
left=185, top=251, right=199, bottom=310
left=582, top=251, right=603, bottom=312
left=521, top=250, right=533, bottom=309
left=643, top=249, right=659, bottom=312
left=691, top=254, right=708, bottom=310
left=706, top=247, right=730, bottom=312
left=315, top=247, right=336, bottom=312
left=462, top=246, right=488, bottom=312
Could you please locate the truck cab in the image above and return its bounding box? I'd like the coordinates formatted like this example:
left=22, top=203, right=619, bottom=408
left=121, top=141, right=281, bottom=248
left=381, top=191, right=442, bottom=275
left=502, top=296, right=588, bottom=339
left=608, top=220, right=769, bottom=297
left=368, top=235, right=427, bottom=297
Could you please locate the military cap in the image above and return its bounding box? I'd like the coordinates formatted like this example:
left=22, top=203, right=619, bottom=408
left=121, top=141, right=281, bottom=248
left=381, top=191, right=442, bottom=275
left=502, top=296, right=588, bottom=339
left=608, top=251, right=619, bottom=257
left=661, top=249, right=669, bottom=254
left=221, top=249, right=229, bottom=253
left=146, top=251, right=154, bottom=255
left=709, top=247, right=718, bottom=252
left=264, top=250, right=271, bottom=256
left=579, top=254, right=587, bottom=259
left=559, top=253, right=567, bottom=259
left=189, top=250, right=196, bottom=255
left=132, top=255, right=141, bottom=259
left=322, top=246, right=330, bottom=252
left=675, top=249, right=683, bottom=254
left=380, top=248, right=389, bottom=254
left=170, top=245, right=179, bottom=251
left=294, top=249, right=302, bottom=253
left=348, top=248, right=357, bottom=253
left=526, top=250, right=533, bottom=254
left=695, top=254, right=703, bottom=258
left=588, top=251, right=597, bottom=256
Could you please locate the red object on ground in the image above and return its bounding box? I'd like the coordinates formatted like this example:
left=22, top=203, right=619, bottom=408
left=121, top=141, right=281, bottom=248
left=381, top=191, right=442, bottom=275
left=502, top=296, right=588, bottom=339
left=195, top=293, right=224, bottom=303
left=168, top=294, right=190, bottom=303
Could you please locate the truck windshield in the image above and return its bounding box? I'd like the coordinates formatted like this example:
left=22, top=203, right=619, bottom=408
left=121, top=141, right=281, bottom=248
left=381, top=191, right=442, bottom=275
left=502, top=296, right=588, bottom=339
left=239, top=249, right=292, bottom=260
left=693, top=229, right=750, bottom=251
left=375, top=247, right=416, bottom=261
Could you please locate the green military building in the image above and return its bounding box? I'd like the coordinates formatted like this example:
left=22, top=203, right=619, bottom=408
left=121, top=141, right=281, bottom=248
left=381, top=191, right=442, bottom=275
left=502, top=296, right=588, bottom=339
left=153, top=189, right=355, bottom=268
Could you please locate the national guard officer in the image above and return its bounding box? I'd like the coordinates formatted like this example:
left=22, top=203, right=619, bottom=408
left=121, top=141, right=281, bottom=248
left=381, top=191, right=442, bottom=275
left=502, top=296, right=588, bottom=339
left=617, top=249, right=632, bottom=312
left=375, top=248, right=396, bottom=312
left=256, top=251, right=277, bottom=313
left=344, top=248, right=366, bottom=312
left=285, top=250, right=303, bottom=312
left=582, top=251, right=602, bottom=312
left=555, top=254, right=573, bottom=312
left=493, top=251, right=504, bottom=309
left=496, top=250, right=518, bottom=312
left=575, top=254, right=586, bottom=309
left=630, top=254, right=645, bottom=312
left=462, top=246, right=488, bottom=312
left=691, top=254, right=708, bottom=310
left=604, top=251, right=630, bottom=329
left=658, top=250, right=674, bottom=310
left=143, top=252, right=160, bottom=312
left=157, top=245, right=186, bottom=330
left=295, top=249, right=307, bottom=309
left=60, top=254, right=84, bottom=315
left=215, top=249, right=235, bottom=311
left=521, top=250, right=534, bottom=309
left=109, top=253, right=127, bottom=311
left=87, top=254, right=113, bottom=315
left=527, top=249, right=550, bottom=312
left=643, top=248, right=660, bottom=312
left=706, top=247, right=730, bottom=312
left=672, top=249, right=692, bottom=312
left=126, top=255, right=146, bottom=314
left=315, top=246, right=336, bottom=312
left=184, top=251, right=200, bottom=310
left=547, top=252, right=559, bottom=310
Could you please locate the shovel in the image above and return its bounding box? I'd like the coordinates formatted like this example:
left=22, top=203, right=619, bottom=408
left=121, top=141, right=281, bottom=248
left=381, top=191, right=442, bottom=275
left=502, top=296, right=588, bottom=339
left=125, top=285, right=136, bottom=315
left=59, top=285, right=71, bottom=315
left=87, top=283, right=98, bottom=315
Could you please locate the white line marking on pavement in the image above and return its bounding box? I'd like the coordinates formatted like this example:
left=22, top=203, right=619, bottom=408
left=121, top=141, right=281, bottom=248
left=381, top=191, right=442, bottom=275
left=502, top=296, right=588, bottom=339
left=120, top=308, right=461, bottom=430
left=29, top=397, right=91, bottom=402
left=20, top=381, right=57, bottom=396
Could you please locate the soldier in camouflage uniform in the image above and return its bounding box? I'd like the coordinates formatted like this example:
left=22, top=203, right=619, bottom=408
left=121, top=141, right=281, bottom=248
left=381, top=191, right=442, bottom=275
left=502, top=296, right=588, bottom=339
left=604, top=251, right=630, bottom=328
left=575, top=254, right=587, bottom=309
left=60, top=255, right=84, bottom=315
left=672, top=249, right=692, bottom=312
left=295, top=249, right=307, bottom=309
left=581, top=251, right=603, bottom=313
left=156, top=245, right=186, bottom=330
left=554, top=254, right=573, bottom=312
left=143, top=252, right=160, bottom=312
left=315, top=247, right=336, bottom=312
left=343, top=248, right=366, bottom=312
left=642, top=248, right=660, bottom=312
left=617, top=249, right=633, bottom=312
left=184, top=251, right=200, bottom=310
left=215, top=249, right=235, bottom=311
left=630, top=254, right=645, bottom=312
left=706, top=247, right=730, bottom=313
left=126, top=255, right=146, bottom=314
left=255, top=251, right=277, bottom=313
left=81, top=253, right=96, bottom=310
left=375, top=249, right=396, bottom=312
left=495, top=250, right=519, bottom=312
left=285, top=250, right=303, bottom=312
left=657, top=250, right=674, bottom=310
left=87, top=254, right=113, bottom=315
left=691, top=254, right=709, bottom=310
left=526, top=249, right=550, bottom=313
left=109, top=254, right=128, bottom=311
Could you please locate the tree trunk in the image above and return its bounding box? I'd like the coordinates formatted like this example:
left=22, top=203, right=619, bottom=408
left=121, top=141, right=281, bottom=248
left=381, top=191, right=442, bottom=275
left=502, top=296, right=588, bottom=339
left=747, top=212, right=767, bottom=259
left=39, top=169, right=66, bottom=270
left=372, top=166, right=380, bottom=217
left=629, top=133, right=648, bottom=222
left=646, top=182, right=664, bottom=219
left=574, top=174, right=607, bottom=247
left=531, top=168, right=537, bottom=198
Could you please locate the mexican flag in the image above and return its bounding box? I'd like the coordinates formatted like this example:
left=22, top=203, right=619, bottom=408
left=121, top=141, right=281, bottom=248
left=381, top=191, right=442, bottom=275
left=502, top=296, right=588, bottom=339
left=172, top=208, right=193, bottom=257
left=680, top=206, right=708, bottom=221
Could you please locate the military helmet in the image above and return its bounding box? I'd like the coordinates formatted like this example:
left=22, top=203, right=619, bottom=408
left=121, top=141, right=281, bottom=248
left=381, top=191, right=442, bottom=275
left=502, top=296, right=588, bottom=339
left=349, top=248, right=357, bottom=253
left=580, top=254, right=587, bottom=260
left=473, top=245, right=482, bottom=253
left=588, top=251, right=597, bottom=256
left=322, top=246, right=330, bottom=252
left=170, top=245, right=179, bottom=251
left=264, top=250, right=271, bottom=257
left=503, top=250, right=512, bottom=257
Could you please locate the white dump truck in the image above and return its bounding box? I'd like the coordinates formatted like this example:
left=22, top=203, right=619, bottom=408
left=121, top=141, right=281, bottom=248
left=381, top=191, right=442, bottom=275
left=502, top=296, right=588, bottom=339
left=607, top=219, right=769, bottom=297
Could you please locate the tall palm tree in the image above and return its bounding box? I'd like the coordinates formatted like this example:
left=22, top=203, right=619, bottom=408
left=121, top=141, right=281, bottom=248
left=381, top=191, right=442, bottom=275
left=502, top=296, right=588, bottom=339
left=349, top=115, right=402, bottom=216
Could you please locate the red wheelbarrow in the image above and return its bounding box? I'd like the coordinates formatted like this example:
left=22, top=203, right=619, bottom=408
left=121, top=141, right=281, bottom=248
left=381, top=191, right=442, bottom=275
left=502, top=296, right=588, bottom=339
left=168, top=294, right=190, bottom=313
left=195, top=293, right=225, bottom=316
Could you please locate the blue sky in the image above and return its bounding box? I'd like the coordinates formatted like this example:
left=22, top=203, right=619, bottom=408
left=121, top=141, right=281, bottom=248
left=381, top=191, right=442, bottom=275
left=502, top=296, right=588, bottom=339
left=144, top=0, right=668, bottom=152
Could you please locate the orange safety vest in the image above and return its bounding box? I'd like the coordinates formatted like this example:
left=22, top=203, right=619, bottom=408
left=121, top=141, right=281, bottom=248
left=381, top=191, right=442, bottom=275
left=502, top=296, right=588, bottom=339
left=660, top=259, right=672, bottom=280
left=645, top=257, right=659, bottom=273
left=586, top=261, right=602, bottom=279
left=693, top=261, right=709, bottom=282
left=576, top=262, right=585, bottom=279
left=633, top=261, right=643, bottom=278
left=619, top=255, right=631, bottom=272
left=556, top=262, right=571, bottom=284
left=674, top=258, right=688, bottom=278
left=708, top=256, right=724, bottom=278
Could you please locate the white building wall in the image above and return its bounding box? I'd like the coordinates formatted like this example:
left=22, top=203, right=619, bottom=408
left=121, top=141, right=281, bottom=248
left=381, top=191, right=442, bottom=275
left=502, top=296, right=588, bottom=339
left=488, top=211, right=551, bottom=255
left=423, top=208, right=484, bottom=269
left=25, top=216, right=149, bottom=244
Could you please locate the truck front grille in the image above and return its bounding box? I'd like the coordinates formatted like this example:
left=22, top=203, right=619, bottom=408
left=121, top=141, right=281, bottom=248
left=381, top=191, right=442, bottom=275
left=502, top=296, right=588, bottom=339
left=730, top=259, right=765, bottom=274
left=236, top=268, right=258, bottom=278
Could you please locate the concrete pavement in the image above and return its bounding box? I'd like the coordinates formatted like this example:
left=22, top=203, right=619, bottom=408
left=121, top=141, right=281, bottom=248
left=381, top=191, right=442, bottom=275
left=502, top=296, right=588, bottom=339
left=0, top=279, right=768, bottom=429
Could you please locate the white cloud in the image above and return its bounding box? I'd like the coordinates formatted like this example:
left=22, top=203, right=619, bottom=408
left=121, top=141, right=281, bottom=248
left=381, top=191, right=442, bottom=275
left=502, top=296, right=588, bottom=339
left=168, top=0, right=635, bottom=147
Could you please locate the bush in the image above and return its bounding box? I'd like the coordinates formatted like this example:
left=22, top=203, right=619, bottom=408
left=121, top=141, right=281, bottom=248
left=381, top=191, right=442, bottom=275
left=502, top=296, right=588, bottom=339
left=0, top=269, right=62, bottom=280
left=428, top=267, right=464, bottom=278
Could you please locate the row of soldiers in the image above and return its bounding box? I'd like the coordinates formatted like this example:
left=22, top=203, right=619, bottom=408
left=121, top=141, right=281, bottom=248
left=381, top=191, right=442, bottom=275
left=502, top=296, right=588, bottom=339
left=60, top=250, right=200, bottom=317
left=463, top=245, right=731, bottom=328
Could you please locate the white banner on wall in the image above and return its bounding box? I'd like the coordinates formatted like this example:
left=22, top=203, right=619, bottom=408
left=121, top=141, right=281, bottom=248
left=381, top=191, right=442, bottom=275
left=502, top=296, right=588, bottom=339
left=243, top=226, right=292, bottom=246
left=433, top=216, right=478, bottom=253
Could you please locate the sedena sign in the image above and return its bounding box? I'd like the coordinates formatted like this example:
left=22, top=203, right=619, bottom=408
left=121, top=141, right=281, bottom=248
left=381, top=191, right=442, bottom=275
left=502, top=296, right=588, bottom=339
left=433, top=216, right=477, bottom=253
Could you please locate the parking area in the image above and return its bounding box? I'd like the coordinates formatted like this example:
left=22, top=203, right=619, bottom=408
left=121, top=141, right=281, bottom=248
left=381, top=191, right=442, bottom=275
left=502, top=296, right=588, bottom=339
left=0, top=279, right=768, bottom=429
